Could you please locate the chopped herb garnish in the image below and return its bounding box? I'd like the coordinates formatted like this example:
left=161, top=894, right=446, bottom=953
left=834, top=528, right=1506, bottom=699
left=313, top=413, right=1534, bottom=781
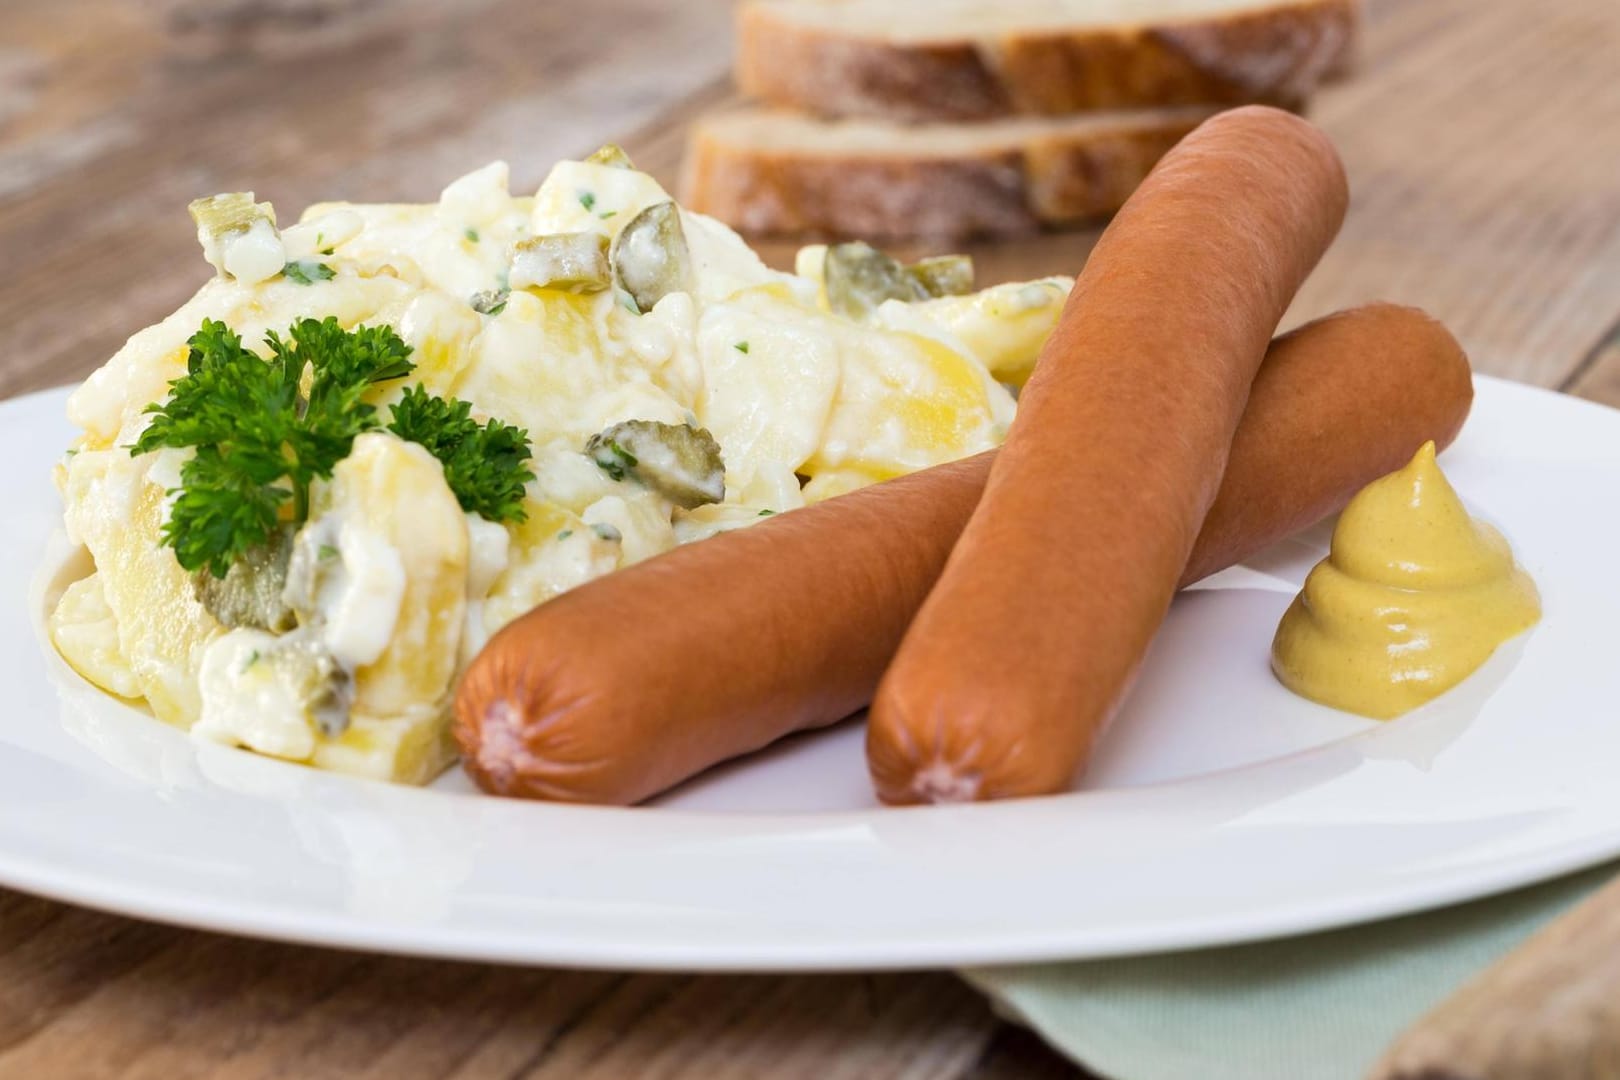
left=464, top=227, right=480, bottom=243
left=591, top=522, right=622, bottom=543
left=317, top=544, right=339, bottom=560
left=758, top=509, right=775, bottom=516
left=133, top=318, right=531, bottom=577
left=578, top=191, right=596, bottom=212
left=242, top=649, right=261, bottom=671
left=320, top=247, right=335, bottom=256
left=599, top=210, right=617, bottom=220
left=590, top=439, right=638, bottom=482
left=132, top=318, right=413, bottom=576
left=282, top=259, right=335, bottom=285
left=556, top=529, right=573, bottom=541
left=734, top=341, right=749, bottom=354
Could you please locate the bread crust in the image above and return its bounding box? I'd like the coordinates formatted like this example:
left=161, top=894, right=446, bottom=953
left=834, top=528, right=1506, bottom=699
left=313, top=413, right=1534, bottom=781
left=738, top=0, right=1360, bottom=121
left=681, top=109, right=1210, bottom=240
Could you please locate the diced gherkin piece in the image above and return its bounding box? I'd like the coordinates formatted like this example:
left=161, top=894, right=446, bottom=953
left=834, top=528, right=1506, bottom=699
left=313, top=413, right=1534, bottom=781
left=908, top=254, right=975, bottom=298
left=584, top=419, right=725, bottom=510
left=508, top=233, right=611, bottom=293
left=191, top=526, right=297, bottom=631
left=188, top=192, right=277, bottom=238
left=825, top=242, right=928, bottom=319
left=189, top=192, right=284, bottom=283
left=278, top=634, right=355, bottom=739
left=612, top=201, right=694, bottom=314
left=469, top=288, right=510, bottom=315
left=584, top=143, right=636, bottom=169
left=825, top=242, right=976, bottom=319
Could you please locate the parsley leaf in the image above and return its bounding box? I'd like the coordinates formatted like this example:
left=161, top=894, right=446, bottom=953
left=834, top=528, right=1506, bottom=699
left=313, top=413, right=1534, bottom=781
left=386, top=385, right=534, bottom=523
left=283, top=260, right=335, bottom=285
left=578, top=191, right=596, bottom=212
left=591, top=439, right=637, bottom=482
left=164, top=446, right=291, bottom=578
left=135, top=317, right=414, bottom=576
left=135, top=318, right=532, bottom=577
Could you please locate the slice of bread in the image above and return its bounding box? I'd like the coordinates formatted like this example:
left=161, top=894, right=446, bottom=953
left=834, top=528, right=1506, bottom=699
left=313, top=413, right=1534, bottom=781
left=681, top=105, right=1214, bottom=240
left=738, top=0, right=1360, bottom=122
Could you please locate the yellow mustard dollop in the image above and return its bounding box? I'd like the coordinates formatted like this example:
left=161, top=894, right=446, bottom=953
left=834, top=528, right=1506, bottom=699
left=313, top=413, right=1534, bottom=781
left=1271, top=441, right=1540, bottom=720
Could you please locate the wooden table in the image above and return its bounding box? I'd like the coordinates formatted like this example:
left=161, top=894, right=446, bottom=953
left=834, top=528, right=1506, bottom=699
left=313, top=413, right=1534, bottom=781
left=2, top=0, right=1617, bottom=1076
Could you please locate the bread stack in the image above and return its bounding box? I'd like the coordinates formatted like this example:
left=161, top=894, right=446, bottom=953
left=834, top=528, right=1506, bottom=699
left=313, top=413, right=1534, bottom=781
left=682, top=0, right=1361, bottom=240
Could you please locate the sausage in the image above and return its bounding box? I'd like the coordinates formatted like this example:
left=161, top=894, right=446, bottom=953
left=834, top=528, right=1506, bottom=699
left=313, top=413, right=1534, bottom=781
left=866, top=106, right=1350, bottom=804
left=455, top=304, right=1469, bottom=806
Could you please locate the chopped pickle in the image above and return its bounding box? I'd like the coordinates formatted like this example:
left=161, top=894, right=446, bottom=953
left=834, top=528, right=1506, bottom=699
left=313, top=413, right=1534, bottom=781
left=584, top=143, right=636, bottom=169
left=584, top=419, right=725, bottom=510
left=188, top=192, right=277, bottom=239
left=825, top=242, right=926, bottom=318
left=282, top=634, right=355, bottom=739
left=191, top=526, right=297, bottom=632
left=825, top=242, right=976, bottom=320
left=469, top=288, right=510, bottom=315
left=612, top=201, right=694, bottom=314
left=908, top=254, right=975, bottom=298
left=509, top=233, right=611, bottom=293
left=189, top=192, right=284, bottom=284
left=242, top=629, right=355, bottom=739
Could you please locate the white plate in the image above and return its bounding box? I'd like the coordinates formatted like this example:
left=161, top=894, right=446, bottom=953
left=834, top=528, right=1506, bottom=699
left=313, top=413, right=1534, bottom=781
left=6, top=376, right=1620, bottom=971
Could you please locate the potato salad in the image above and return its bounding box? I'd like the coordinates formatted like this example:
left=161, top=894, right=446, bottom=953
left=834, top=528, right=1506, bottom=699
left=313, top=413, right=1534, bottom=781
left=49, top=146, right=1071, bottom=785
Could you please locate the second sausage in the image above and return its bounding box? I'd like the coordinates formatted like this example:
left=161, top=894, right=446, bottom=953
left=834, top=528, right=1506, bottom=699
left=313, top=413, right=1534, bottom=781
left=868, top=106, right=1350, bottom=804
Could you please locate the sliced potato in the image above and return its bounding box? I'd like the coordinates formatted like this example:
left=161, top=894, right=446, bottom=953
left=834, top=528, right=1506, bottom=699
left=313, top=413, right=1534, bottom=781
left=481, top=498, right=619, bottom=635
left=312, top=707, right=459, bottom=786
left=62, top=451, right=224, bottom=727
left=49, top=573, right=142, bottom=701
left=898, top=277, right=1072, bottom=386
left=314, top=434, right=469, bottom=717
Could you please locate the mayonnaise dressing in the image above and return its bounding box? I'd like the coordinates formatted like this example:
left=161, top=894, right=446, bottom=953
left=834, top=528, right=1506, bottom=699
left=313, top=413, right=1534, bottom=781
left=194, top=628, right=318, bottom=760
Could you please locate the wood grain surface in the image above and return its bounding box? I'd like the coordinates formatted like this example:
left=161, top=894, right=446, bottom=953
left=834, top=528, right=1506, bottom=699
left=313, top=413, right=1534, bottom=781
left=2, top=0, right=1618, bottom=1077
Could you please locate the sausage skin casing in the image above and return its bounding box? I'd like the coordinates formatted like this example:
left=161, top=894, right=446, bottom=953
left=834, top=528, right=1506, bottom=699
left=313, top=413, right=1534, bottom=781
left=457, top=302, right=1468, bottom=806
left=866, top=106, right=1349, bottom=804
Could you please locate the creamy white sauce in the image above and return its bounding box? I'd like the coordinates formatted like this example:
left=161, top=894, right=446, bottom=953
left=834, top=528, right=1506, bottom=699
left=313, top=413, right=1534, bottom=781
left=214, top=218, right=287, bottom=286
left=281, top=209, right=363, bottom=259
left=437, top=161, right=512, bottom=229
left=460, top=514, right=512, bottom=668
left=318, top=519, right=407, bottom=670
left=581, top=493, right=675, bottom=567
left=531, top=160, right=669, bottom=239
left=194, top=628, right=317, bottom=761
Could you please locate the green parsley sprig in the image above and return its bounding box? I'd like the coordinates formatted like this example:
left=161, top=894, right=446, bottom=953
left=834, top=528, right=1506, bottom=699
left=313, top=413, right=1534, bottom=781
left=386, top=386, right=534, bottom=524
left=134, top=318, right=532, bottom=577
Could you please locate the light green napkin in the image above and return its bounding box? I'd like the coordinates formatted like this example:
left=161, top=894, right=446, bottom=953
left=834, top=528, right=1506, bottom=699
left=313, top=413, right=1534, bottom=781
left=963, top=863, right=1616, bottom=1080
